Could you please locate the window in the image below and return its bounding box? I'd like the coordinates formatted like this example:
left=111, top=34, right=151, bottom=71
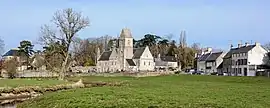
left=144, top=62, right=146, bottom=65
left=149, top=62, right=150, bottom=66
left=243, top=59, right=247, bottom=65
left=240, top=59, right=243, bottom=65
left=112, top=62, right=113, bottom=65
left=238, top=68, right=242, bottom=74
left=128, top=40, right=130, bottom=45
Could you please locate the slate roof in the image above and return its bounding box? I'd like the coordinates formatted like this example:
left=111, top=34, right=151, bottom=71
left=217, top=62, right=223, bottom=69
left=126, top=59, right=136, bottom=66
left=133, top=47, right=145, bottom=59
left=160, top=56, right=177, bottom=62
left=3, top=49, right=26, bottom=57
left=224, top=45, right=255, bottom=58
left=198, top=53, right=211, bottom=61
left=98, top=51, right=112, bottom=61
left=206, top=52, right=223, bottom=62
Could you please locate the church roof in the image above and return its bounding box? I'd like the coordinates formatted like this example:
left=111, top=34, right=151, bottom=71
left=126, top=59, right=136, bottom=66
left=133, top=47, right=145, bottom=59
left=98, top=51, right=112, bottom=61
left=120, top=28, right=132, bottom=38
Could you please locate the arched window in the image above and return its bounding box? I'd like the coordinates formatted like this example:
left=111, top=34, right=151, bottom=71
left=128, top=40, right=130, bottom=45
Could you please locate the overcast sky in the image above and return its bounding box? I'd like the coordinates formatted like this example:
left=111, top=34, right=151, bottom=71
left=0, top=0, right=269, bottom=52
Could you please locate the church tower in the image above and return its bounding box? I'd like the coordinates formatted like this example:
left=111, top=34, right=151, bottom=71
left=119, top=28, right=133, bottom=70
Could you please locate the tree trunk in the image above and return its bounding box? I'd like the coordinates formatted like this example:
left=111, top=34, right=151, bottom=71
left=59, top=54, right=69, bottom=80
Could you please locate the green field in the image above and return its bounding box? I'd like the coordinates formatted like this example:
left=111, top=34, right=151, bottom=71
left=0, top=78, right=68, bottom=88
left=18, top=75, right=270, bottom=108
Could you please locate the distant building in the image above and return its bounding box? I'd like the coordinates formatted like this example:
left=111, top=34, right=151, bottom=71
left=205, top=52, right=226, bottom=74
left=196, top=47, right=212, bottom=73
left=154, top=54, right=179, bottom=71
left=96, top=28, right=155, bottom=72
left=197, top=47, right=226, bottom=74
left=222, top=42, right=270, bottom=76
left=2, top=48, right=28, bottom=71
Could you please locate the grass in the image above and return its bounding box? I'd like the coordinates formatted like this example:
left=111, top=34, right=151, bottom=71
left=18, top=75, right=270, bottom=108
left=0, top=78, right=68, bottom=88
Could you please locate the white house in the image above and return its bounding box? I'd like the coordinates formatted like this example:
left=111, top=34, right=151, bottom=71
left=205, top=52, right=226, bottom=74
left=155, top=54, right=178, bottom=71
left=223, top=42, right=269, bottom=76
left=197, top=48, right=212, bottom=72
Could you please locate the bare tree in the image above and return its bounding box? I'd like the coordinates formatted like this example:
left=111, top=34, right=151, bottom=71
left=39, top=8, right=89, bottom=80
left=0, top=37, right=5, bottom=56
left=264, top=42, right=270, bottom=50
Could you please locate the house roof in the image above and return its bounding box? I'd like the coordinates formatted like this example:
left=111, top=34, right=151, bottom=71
left=3, top=49, right=26, bottom=57
left=133, top=47, right=145, bottom=59
left=98, top=51, right=112, bottom=61
left=206, top=52, right=223, bottom=62
left=224, top=45, right=255, bottom=58
left=160, top=56, right=177, bottom=62
left=126, top=59, right=136, bottom=66
left=217, top=62, right=223, bottom=69
left=198, top=53, right=211, bottom=61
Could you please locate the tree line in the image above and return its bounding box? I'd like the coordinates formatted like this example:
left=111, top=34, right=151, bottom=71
left=0, top=8, right=269, bottom=80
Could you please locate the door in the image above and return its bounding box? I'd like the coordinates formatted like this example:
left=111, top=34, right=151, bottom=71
left=244, top=68, right=247, bottom=76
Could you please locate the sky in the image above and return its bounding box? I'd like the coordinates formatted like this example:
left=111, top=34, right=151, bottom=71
left=0, top=0, right=269, bottom=53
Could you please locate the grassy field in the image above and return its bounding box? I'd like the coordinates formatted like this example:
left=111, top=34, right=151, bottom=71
left=18, top=75, right=270, bottom=108
left=0, top=78, right=68, bottom=88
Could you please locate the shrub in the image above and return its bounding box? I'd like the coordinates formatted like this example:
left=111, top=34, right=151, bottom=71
left=3, top=58, right=19, bottom=79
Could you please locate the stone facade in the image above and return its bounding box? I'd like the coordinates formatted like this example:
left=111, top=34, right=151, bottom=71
left=96, top=28, right=155, bottom=73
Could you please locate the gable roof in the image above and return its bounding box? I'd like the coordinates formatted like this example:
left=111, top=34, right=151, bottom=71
left=160, top=56, right=177, bottom=62
left=133, top=47, right=146, bottom=59
left=198, top=53, right=211, bottom=61
left=98, top=51, right=112, bottom=61
left=206, top=52, right=223, bottom=62
left=224, top=45, right=255, bottom=58
left=3, top=49, right=26, bottom=57
left=126, top=59, right=136, bottom=66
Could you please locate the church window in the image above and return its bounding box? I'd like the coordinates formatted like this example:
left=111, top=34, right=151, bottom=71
left=128, top=40, right=130, bottom=45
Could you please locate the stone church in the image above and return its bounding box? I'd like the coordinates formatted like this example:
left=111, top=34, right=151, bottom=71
left=96, top=28, right=155, bottom=72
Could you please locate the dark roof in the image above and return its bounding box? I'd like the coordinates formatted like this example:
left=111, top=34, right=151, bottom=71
left=160, top=56, right=177, bottom=62
left=198, top=53, right=211, bottom=61
left=3, top=49, right=26, bottom=57
left=217, top=62, right=223, bottom=69
left=98, top=51, right=112, bottom=61
left=133, top=47, right=145, bottom=59
left=126, top=59, right=136, bottom=66
left=206, top=52, right=223, bottom=62
left=224, top=45, right=255, bottom=58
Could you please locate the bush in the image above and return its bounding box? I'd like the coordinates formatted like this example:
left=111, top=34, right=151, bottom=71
left=3, top=58, right=19, bottom=79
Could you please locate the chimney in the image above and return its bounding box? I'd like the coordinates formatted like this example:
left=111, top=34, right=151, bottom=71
left=238, top=43, right=242, bottom=48
left=207, top=47, right=212, bottom=53
left=245, top=42, right=249, bottom=47
left=230, top=44, right=233, bottom=49
left=255, top=42, right=260, bottom=46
